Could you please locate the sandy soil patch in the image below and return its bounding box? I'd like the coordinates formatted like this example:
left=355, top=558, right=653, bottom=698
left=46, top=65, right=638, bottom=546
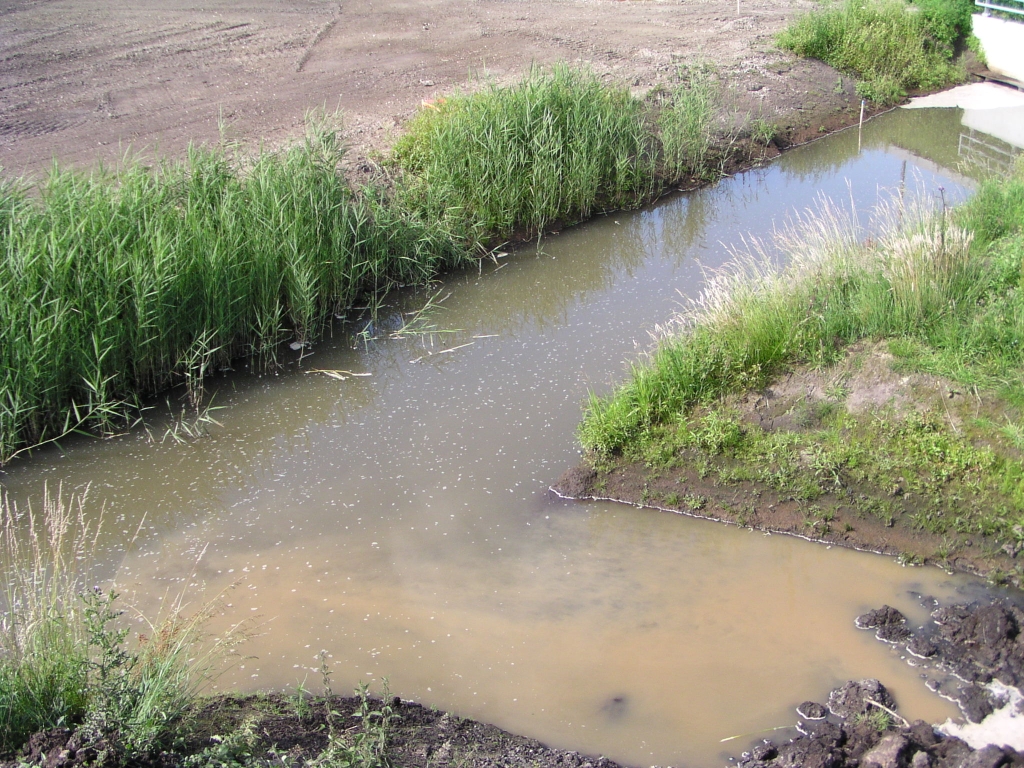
left=1, top=0, right=862, bottom=178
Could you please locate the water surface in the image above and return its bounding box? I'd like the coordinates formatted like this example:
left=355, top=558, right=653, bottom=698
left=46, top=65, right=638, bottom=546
left=1, top=106, right=1013, bottom=767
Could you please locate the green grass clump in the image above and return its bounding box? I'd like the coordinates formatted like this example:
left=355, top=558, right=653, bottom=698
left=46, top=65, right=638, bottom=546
left=0, top=491, right=90, bottom=750
left=777, top=0, right=972, bottom=104
left=580, top=167, right=1024, bottom=455
left=0, top=125, right=472, bottom=464
left=658, top=66, right=718, bottom=183
left=391, top=65, right=657, bottom=242
left=0, top=489, right=237, bottom=757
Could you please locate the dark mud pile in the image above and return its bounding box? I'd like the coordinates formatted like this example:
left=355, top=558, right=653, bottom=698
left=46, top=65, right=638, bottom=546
left=4, top=696, right=627, bottom=768
left=733, top=600, right=1024, bottom=768
left=858, top=601, right=1024, bottom=724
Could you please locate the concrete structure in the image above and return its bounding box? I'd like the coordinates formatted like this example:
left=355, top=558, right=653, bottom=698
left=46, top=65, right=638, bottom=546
left=973, top=13, right=1024, bottom=84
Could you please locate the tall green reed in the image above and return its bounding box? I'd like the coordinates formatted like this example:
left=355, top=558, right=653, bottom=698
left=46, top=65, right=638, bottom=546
left=0, top=125, right=474, bottom=463
left=391, top=65, right=657, bottom=243
left=1, top=65, right=730, bottom=463
left=658, top=65, right=717, bottom=184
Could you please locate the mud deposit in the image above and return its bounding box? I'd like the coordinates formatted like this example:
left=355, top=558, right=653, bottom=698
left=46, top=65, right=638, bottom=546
left=730, top=600, right=1024, bottom=768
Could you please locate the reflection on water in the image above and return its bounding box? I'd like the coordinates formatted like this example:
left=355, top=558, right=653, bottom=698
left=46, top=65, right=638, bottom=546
left=0, top=107, right=1016, bottom=767
left=906, top=82, right=1024, bottom=176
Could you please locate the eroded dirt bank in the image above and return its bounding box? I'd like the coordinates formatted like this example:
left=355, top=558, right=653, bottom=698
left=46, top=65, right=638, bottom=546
left=6, top=696, right=630, bottom=768
left=553, top=343, right=1024, bottom=586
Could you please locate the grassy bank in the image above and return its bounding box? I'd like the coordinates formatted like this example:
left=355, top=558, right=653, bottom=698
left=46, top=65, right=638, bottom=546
left=0, top=66, right=729, bottom=465
left=578, top=166, right=1024, bottom=581
left=777, top=0, right=975, bottom=104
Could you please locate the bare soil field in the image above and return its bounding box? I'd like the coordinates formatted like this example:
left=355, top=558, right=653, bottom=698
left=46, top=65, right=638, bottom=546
left=1, top=0, right=859, bottom=178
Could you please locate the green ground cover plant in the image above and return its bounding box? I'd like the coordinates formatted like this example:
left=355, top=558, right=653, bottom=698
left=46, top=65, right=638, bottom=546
left=580, top=170, right=1024, bottom=453
left=777, top=0, right=973, bottom=104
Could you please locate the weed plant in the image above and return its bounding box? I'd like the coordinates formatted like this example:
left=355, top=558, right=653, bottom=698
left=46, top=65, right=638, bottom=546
left=0, top=487, right=240, bottom=757
left=0, top=487, right=94, bottom=751
left=777, top=0, right=972, bottom=104
left=311, top=653, right=395, bottom=768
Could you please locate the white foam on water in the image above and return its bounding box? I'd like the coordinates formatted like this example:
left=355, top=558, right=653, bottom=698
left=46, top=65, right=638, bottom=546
left=938, top=681, right=1024, bottom=750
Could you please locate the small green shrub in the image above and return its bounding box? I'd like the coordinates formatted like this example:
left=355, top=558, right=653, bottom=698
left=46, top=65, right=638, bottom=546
left=0, top=488, right=239, bottom=757
left=777, top=0, right=970, bottom=104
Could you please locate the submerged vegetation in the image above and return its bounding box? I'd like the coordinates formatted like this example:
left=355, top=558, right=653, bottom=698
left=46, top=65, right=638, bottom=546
left=777, top=0, right=974, bottom=104
left=578, top=164, right=1024, bottom=580
left=0, top=64, right=729, bottom=465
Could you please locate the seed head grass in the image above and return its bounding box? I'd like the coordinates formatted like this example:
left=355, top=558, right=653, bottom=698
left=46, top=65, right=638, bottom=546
left=0, top=486, right=245, bottom=756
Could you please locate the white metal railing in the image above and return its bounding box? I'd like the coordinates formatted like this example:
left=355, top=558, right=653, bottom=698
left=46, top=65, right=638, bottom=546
left=958, top=129, right=1021, bottom=174
left=976, top=0, right=1024, bottom=17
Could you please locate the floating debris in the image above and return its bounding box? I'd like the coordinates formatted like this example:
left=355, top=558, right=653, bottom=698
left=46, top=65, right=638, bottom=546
left=305, top=370, right=372, bottom=381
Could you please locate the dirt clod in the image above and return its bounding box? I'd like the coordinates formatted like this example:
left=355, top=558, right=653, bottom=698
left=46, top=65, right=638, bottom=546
left=827, top=680, right=896, bottom=719
left=798, top=701, right=829, bottom=720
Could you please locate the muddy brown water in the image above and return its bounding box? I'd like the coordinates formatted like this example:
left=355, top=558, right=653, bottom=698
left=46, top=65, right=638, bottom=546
left=2, top=107, right=1020, bottom=767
